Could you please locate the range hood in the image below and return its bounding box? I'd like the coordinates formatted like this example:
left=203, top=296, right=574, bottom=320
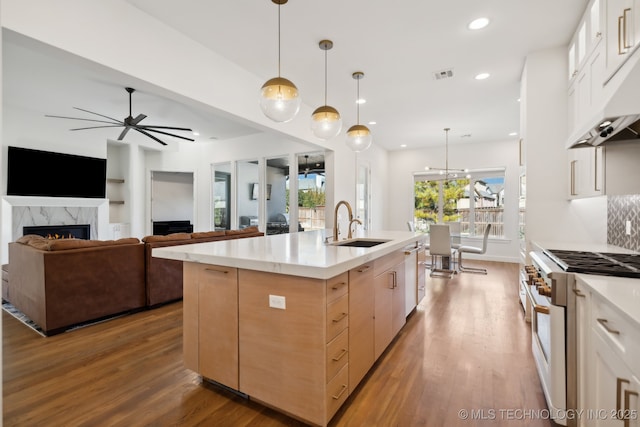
left=570, top=114, right=640, bottom=148
left=568, top=56, right=640, bottom=148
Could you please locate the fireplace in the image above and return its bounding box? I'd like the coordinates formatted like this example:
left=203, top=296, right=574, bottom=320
left=23, top=224, right=91, bottom=240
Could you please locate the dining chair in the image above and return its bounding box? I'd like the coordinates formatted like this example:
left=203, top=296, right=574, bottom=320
left=445, top=221, right=461, bottom=271
left=428, top=224, right=455, bottom=278
left=458, top=224, right=491, bottom=274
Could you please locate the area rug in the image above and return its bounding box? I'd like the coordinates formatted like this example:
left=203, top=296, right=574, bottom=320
left=2, top=301, right=46, bottom=337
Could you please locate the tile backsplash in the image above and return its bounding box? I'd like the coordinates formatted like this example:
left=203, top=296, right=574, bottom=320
left=608, top=194, right=640, bottom=251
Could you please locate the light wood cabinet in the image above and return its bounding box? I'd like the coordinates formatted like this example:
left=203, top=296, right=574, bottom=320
left=183, top=262, right=239, bottom=389
left=348, top=263, right=374, bottom=390
left=373, top=251, right=406, bottom=360
left=183, top=246, right=418, bottom=426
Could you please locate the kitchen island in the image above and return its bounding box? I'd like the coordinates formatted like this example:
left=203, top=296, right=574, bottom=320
left=153, top=229, right=426, bottom=426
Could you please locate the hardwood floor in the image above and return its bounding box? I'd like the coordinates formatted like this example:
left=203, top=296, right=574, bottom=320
left=3, top=261, right=551, bottom=426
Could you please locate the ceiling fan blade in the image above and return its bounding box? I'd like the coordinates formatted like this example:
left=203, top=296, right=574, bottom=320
left=45, top=115, right=121, bottom=125
left=142, top=127, right=195, bottom=142
left=70, top=125, right=124, bottom=131
left=131, top=114, right=147, bottom=125
left=138, top=125, right=193, bottom=131
left=73, top=107, right=123, bottom=123
left=133, top=128, right=167, bottom=146
left=118, top=127, right=132, bottom=141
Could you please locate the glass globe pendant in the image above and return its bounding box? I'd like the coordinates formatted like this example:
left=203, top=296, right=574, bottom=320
left=311, top=40, right=342, bottom=139
left=260, top=76, right=300, bottom=123
left=346, top=124, right=372, bottom=152
left=345, top=71, right=372, bottom=152
left=260, top=0, right=300, bottom=123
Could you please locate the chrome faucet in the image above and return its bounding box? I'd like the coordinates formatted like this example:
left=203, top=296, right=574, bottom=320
left=333, top=200, right=354, bottom=241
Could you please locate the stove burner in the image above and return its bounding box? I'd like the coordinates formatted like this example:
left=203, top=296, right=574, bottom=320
left=544, top=249, right=640, bottom=279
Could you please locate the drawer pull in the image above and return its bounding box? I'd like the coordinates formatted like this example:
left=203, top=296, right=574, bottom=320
left=332, top=348, right=347, bottom=361
left=331, top=281, right=347, bottom=290
left=573, top=288, right=585, bottom=298
left=332, top=384, right=348, bottom=400
left=597, top=318, right=620, bottom=335
left=617, top=378, right=630, bottom=412
left=357, top=265, right=371, bottom=273
left=624, top=390, right=638, bottom=427
left=332, top=312, right=348, bottom=323
left=205, top=267, right=229, bottom=274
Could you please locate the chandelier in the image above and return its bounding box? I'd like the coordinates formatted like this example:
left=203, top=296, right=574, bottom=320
left=424, top=128, right=470, bottom=179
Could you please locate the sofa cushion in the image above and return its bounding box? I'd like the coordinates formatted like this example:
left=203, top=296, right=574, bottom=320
left=16, top=234, right=45, bottom=245
left=225, top=226, right=260, bottom=236
left=191, top=230, right=226, bottom=239
left=26, top=237, right=139, bottom=251
left=142, top=233, right=192, bottom=243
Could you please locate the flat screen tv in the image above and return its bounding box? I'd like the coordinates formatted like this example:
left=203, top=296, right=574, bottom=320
left=7, top=146, right=107, bottom=198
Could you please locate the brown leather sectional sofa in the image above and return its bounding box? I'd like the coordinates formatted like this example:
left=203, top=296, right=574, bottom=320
left=6, top=226, right=263, bottom=335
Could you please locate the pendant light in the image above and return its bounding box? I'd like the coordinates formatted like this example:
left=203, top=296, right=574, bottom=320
left=311, top=40, right=342, bottom=140
left=424, top=128, right=470, bottom=179
left=345, top=71, right=372, bottom=152
left=259, top=0, right=301, bottom=123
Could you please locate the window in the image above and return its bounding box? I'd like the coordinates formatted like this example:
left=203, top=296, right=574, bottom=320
left=413, top=169, right=505, bottom=238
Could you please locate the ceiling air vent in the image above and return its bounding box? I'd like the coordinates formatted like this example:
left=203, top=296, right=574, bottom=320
left=433, top=68, right=454, bottom=80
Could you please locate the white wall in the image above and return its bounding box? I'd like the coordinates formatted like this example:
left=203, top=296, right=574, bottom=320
left=1, top=0, right=391, bottom=241
left=388, top=138, right=521, bottom=263
left=523, top=47, right=607, bottom=247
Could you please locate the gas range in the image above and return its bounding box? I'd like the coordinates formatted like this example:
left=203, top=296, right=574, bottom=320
left=543, top=249, right=640, bottom=279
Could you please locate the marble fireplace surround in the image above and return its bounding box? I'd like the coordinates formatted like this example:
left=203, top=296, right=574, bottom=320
left=1, top=196, right=109, bottom=264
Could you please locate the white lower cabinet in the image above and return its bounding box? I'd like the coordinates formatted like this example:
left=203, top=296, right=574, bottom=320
left=577, top=280, right=640, bottom=427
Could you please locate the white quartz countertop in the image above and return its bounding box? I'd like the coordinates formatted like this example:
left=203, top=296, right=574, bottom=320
left=152, top=229, right=426, bottom=280
left=576, top=274, right=640, bottom=327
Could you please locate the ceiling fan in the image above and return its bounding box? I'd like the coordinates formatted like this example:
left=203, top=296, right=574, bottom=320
left=46, top=87, right=194, bottom=146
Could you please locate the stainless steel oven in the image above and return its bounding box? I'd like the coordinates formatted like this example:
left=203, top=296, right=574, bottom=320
left=528, top=251, right=571, bottom=426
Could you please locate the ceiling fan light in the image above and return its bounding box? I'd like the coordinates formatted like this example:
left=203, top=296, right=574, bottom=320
left=311, top=105, right=342, bottom=139
left=260, top=77, right=301, bottom=122
left=346, top=124, right=372, bottom=152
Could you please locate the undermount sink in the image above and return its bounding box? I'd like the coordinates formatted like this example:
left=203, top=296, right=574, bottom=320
left=331, top=238, right=391, bottom=248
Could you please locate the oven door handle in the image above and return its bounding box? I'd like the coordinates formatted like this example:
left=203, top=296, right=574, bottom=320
left=533, top=304, right=550, bottom=315
left=524, top=281, right=550, bottom=315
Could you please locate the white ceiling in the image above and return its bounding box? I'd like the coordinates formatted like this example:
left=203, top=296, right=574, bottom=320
left=4, top=0, right=588, bottom=151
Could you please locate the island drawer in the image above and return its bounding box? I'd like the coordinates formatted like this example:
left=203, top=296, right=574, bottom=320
left=327, top=293, right=348, bottom=342
left=326, top=328, right=349, bottom=382
left=326, top=364, right=349, bottom=420
left=374, top=250, right=404, bottom=276
left=327, top=272, right=349, bottom=304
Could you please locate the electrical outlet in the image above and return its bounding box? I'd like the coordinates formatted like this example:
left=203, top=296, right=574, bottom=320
left=269, top=294, right=286, bottom=310
left=626, top=220, right=632, bottom=236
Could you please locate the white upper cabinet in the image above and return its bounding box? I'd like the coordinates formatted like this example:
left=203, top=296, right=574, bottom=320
left=605, top=0, right=640, bottom=79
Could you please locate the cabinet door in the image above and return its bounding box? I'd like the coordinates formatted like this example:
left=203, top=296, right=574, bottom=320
left=349, top=263, right=375, bottom=390
left=575, top=281, right=592, bottom=427
left=606, top=0, right=634, bottom=76
left=198, top=264, right=239, bottom=389
left=589, top=330, right=640, bottom=427
left=391, top=261, right=406, bottom=337
left=374, top=270, right=394, bottom=360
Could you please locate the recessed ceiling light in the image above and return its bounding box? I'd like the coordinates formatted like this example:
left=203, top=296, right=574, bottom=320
left=356, top=98, right=366, bottom=104
left=468, top=17, right=490, bottom=30
left=192, top=131, right=200, bottom=136
left=475, top=73, right=490, bottom=80
left=509, top=132, right=518, bottom=136
left=368, top=121, right=377, bottom=125
left=400, top=144, right=407, bottom=148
